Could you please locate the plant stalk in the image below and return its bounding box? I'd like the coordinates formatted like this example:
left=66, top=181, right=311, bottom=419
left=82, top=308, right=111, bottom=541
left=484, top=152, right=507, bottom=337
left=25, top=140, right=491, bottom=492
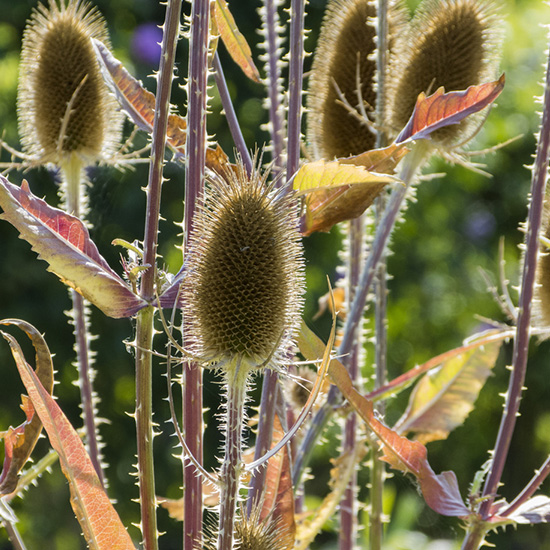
left=60, top=154, right=105, bottom=487
left=218, top=362, right=250, bottom=550
left=184, top=0, right=210, bottom=548
left=136, top=1, right=182, bottom=548
left=477, top=30, right=550, bottom=523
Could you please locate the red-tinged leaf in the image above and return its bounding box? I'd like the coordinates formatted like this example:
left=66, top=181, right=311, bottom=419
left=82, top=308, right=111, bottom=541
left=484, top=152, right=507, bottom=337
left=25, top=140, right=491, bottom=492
left=294, top=155, right=402, bottom=235
left=0, top=320, right=54, bottom=495
left=394, top=341, right=501, bottom=443
left=258, top=414, right=295, bottom=549
left=212, top=0, right=261, bottom=83
left=93, top=39, right=231, bottom=174
left=306, top=324, right=470, bottom=517
left=396, top=74, right=506, bottom=144
left=1, top=331, right=134, bottom=550
left=0, top=177, right=145, bottom=318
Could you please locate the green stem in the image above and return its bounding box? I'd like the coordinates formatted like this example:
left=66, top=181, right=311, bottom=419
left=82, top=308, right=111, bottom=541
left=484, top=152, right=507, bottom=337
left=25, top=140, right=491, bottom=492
left=218, top=361, right=250, bottom=550
left=135, top=1, right=182, bottom=547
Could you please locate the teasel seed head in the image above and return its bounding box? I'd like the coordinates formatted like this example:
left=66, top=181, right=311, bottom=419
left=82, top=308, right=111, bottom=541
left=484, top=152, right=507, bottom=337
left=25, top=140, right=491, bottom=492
left=307, top=0, right=408, bottom=160
left=17, top=0, right=123, bottom=166
left=386, top=0, right=502, bottom=146
left=182, top=157, right=305, bottom=373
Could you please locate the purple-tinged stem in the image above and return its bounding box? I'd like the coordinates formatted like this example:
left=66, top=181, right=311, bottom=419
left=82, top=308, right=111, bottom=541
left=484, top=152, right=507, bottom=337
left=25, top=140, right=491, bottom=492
left=2, top=519, right=27, bottom=550
left=500, top=455, right=550, bottom=518
left=294, top=142, right=427, bottom=485
left=135, top=1, right=181, bottom=548
left=286, top=0, right=305, bottom=181
left=213, top=52, right=252, bottom=175
left=339, top=218, right=364, bottom=550
left=184, top=0, right=210, bottom=548
left=475, top=32, right=550, bottom=525
left=61, top=157, right=106, bottom=488
left=259, top=0, right=286, bottom=171
left=246, top=368, right=278, bottom=514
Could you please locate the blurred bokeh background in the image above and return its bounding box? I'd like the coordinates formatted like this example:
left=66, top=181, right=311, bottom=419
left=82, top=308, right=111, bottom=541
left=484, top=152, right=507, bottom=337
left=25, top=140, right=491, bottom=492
left=0, top=0, right=549, bottom=548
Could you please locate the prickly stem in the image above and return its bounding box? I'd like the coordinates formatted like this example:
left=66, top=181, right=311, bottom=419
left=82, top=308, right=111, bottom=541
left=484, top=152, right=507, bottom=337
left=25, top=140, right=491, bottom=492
left=60, top=156, right=105, bottom=487
left=286, top=0, right=306, bottom=181
left=135, top=0, right=182, bottom=548
left=213, top=52, right=252, bottom=176
left=477, top=28, right=550, bottom=524
left=184, top=0, right=210, bottom=548
left=246, top=368, right=278, bottom=515
left=259, top=0, right=286, bottom=171
left=370, top=2, right=390, bottom=548
left=218, top=363, right=250, bottom=550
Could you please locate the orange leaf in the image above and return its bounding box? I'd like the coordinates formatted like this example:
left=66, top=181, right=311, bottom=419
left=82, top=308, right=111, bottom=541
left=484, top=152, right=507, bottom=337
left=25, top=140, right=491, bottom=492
left=2, top=331, right=134, bottom=549
left=259, top=414, right=295, bottom=549
left=212, top=0, right=261, bottom=83
left=0, top=320, right=54, bottom=495
left=396, top=74, right=505, bottom=143
left=93, top=39, right=231, bottom=174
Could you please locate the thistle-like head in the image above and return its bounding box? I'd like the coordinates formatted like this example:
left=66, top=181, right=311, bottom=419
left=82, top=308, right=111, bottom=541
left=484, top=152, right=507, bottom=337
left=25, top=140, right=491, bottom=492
left=386, top=0, right=503, bottom=146
left=17, top=0, right=123, bottom=167
left=182, top=158, right=305, bottom=375
left=307, top=0, right=407, bottom=160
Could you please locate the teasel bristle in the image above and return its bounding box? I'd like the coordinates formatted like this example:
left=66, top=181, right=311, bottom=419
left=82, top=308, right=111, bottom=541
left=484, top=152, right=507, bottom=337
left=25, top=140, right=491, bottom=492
left=182, top=155, right=305, bottom=373
left=386, top=0, right=502, bottom=145
left=17, top=0, right=123, bottom=166
left=307, top=0, right=408, bottom=160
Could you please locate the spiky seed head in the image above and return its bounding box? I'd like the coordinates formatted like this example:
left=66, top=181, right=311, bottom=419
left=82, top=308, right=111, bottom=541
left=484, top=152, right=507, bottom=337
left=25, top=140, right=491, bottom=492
left=182, top=159, right=305, bottom=372
left=386, top=0, right=502, bottom=145
left=17, top=0, right=123, bottom=166
left=307, top=0, right=408, bottom=160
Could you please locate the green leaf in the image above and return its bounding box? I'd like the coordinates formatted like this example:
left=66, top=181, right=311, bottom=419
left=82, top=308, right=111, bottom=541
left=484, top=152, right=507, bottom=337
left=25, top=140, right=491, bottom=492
left=2, top=330, right=134, bottom=550
left=394, top=341, right=502, bottom=443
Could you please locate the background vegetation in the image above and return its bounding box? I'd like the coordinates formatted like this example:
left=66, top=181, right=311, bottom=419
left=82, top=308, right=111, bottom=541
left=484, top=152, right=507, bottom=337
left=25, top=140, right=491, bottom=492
left=0, top=0, right=549, bottom=548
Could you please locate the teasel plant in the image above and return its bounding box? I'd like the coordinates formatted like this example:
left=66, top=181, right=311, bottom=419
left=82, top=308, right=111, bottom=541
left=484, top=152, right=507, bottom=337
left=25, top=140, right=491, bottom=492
left=3, top=0, right=550, bottom=549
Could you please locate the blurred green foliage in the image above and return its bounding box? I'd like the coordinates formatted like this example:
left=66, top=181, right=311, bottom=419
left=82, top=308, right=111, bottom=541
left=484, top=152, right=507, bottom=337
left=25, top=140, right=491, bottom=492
left=0, top=0, right=549, bottom=549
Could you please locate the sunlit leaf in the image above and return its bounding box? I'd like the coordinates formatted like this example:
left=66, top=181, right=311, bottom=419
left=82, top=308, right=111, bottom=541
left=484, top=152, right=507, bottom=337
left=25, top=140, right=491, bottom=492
left=93, top=39, right=231, bottom=173
left=258, top=414, right=295, bottom=549
left=0, top=321, right=53, bottom=495
left=1, top=331, right=134, bottom=549
left=294, top=148, right=404, bottom=235
left=394, top=341, right=502, bottom=443
left=504, top=496, right=550, bottom=525
left=212, top=0, right=261, bottom=82
left=298, top=323, right=471, bottom=518
left=396, top=74, right=505, bottom=143
left=0, top=177, right=146, bottom=318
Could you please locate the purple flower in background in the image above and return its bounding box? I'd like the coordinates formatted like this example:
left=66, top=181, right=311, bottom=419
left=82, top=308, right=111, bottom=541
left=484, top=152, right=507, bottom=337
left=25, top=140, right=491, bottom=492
left=131, top=23, right=163, bottom=67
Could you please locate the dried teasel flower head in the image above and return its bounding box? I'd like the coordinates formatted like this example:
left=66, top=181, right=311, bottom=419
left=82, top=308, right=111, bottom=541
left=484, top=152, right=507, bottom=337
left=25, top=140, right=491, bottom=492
left=307, top=0, right=408, bottom=160
left=386, top=0, right=502, bottom=146
left=17, top=0, right=123, bottom=167
left=182, top=156, right=305, bottom=374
